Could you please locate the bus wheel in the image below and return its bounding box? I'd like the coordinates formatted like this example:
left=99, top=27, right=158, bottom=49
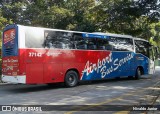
left=65, top=70, right=78, bottom=87
left=135, top=68, right=141, bottom=80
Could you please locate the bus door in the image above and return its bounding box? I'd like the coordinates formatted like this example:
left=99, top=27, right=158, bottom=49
left=149, top=46, right=155, bottom=74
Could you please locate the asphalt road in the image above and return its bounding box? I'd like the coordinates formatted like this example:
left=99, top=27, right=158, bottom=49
left=0, top=67, right=160, bottom=114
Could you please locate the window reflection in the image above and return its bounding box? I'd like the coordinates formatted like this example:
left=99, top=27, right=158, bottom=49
left=44, top=30, right=73, bottom=49
left=108, top=37, right=134, bottom=51
left=135, top=40, right=149, bottom=57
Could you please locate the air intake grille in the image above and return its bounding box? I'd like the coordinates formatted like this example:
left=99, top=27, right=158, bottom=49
left=4, top=48, right=14, bottom=56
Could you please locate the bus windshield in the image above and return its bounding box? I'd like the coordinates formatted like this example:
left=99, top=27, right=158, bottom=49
left=134, top=40, right=150, bottom=58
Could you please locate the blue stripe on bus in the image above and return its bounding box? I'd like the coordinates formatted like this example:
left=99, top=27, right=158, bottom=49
left=82, top=33, right=110, bottom=39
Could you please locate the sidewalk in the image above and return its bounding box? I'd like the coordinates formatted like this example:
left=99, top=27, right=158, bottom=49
left=152, top=81, right=160, bottom=105
left=148, top=67, right=160, bottom=106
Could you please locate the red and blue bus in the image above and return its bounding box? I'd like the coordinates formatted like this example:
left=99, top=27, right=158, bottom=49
left=2, top=24, right=157, bottom=87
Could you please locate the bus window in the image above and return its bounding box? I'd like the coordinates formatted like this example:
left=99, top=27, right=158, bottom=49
left=25, top=27, right=44, bottom=48
left=73, top=33, right=97, bottom=50
left=44, top=30, right=73, bottom=49
left=73, top=33, right=87, bottom=49
left=97, top=38, right=109, bottom=50
left=109, top=37, right=134, bottom=51
left=86, top=38, right=97, bottom=50
left=135, top=40, right=149, bottom=58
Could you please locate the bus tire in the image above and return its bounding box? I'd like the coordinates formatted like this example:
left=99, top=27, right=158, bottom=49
left=135, top=68, right=141, bottom=80
left=65, top=70, right=78, bottom=87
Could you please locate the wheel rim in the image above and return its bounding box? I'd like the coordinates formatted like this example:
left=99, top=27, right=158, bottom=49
left=68, top=74, right=76, bottom=85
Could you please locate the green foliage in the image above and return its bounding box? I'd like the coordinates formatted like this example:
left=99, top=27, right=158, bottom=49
left=43, top=6, right=74, bottom=29
left=149, top=22, right=160, bottom=45
left=1, top=1, right=27, bottom=24
left=96, top=0, right=160, bottom=37
left=63, top=0, right=97, bottom=32
left=0, top=8, right=13, bottom=48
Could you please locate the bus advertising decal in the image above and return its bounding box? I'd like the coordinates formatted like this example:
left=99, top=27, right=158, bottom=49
left=81, top=52, right=134, bottom=80
left=3, top=29, right=16, bottom=44
left=2, top=57, right=19, bottom=75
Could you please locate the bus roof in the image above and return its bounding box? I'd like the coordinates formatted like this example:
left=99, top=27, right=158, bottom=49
left=133, top=37, right=149, bottom=42
left=6, top=24, right=149, bottom=42
left=17, top=24, right=87, bottom=34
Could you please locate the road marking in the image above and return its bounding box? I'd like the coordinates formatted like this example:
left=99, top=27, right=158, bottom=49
left=65, top=89, right=146, bottom=114
left=114, top=83, right=160, bottom=114
left=114, top=111, right=130, bottom=114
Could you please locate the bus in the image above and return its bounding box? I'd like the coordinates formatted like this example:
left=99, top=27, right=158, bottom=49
left=1, top=24, right=157, bottom=87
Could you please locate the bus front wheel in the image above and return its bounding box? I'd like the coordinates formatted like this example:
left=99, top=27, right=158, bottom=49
left=65, top=70, right=78, bottom=87
left=135, top=68, right=141, bottom=80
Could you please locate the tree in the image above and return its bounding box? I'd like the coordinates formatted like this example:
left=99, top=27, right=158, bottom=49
left=95, top=0, right=160, bottom=40
left=149, top=22, right=160, bottom=45
left=63, top=0, right=96, bottom=32
left=0, top=0, right=159, bottom=46
left=1, top=1, right=27, bottom=24
left=24, top=0, right=97, bottom=31
left=0, top=8, right=12, bottom=48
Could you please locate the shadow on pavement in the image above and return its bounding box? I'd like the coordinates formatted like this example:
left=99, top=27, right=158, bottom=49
left=0, top=74, right=153, bottom=94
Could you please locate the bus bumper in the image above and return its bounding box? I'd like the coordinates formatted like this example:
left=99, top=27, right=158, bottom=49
left=1, top=75, right=26, bottom=84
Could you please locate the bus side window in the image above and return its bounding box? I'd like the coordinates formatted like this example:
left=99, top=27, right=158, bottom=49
left=44, top=31, right=73, bottom=49
left=135, top=40, right=149, bottom=58
left=44, top=35, right=53, bottom=48
left=97, top=38, right=110, bottom=50
left=86, top=38, right=97, bottom=50
left=108, top=37, right=134, bottom=51
left=73, top=33, right=87, bottom=49
left=57, top=37, right=73, bottom=49
left=108, top=37, right=118, bottom=51
left=55, top=32, right=73, bottom=49
left=44, top=30, right=57, bottom=48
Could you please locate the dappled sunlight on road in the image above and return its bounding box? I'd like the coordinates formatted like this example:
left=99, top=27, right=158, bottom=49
left=111, top=86, right=134, bottom=90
